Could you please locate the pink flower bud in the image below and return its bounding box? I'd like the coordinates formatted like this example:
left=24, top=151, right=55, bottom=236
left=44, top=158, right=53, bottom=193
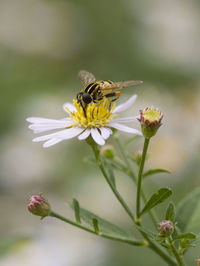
left=28, top=195, right=51, bottom=217
left=138, top=107, right=163, bottom=138
left=158, top=220, right=174, bottom=236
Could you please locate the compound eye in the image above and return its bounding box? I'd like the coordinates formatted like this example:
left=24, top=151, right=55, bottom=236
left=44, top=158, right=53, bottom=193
left=82, top=93, right=92, bottom=104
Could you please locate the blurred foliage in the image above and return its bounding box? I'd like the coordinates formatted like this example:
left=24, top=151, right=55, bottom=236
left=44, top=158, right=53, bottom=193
left=0, top=236, right=30, bottom=258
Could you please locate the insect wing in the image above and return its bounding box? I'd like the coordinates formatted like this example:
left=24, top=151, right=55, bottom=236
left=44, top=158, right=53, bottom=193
left=101, top=80, right=143, bottom=92
left=78, top=70, right=96, bottom=86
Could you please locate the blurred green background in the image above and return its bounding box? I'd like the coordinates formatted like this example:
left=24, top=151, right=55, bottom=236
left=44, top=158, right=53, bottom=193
left=0, top=0, right=200, bottom=265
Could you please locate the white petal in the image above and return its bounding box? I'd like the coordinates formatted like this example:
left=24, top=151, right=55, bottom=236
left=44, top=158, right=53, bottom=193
left=26, top=117, right=71, bottom=124
left=99, top=127, right=112, bottom=140
left=33, top=127, right=84, bottom=142
left=109, top=122, right=142, bottom=135
left=43, top=138, right=63, bottom=148
left=30, top=124, right=72, bottom=133
left=29, top=122, right=71, bottom=130
left=33, top=129, right=54, bottom=134
left=28, top=119, right=73, bottom=134
left=78, top=129, right=91, bottom=140
left=33, top=125, right=72, bottom=134
left=111, top=116, right=138, bottom=123
left=113, top=95, right=137, bottom=113
left=63, top=102, right=77, bottom=113
left=29, top=123, right=63, bottom=129
left=91, top=128, right=105, bottom=146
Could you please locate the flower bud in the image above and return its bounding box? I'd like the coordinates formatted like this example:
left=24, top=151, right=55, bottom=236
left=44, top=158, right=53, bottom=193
left=138, top=107, right=163, bottom=138
left=100, top=144, right=115, bottom=159
left=158, top=220, right=174, bottom=236
left=28, top=195, right=51, bottom=218
left=133, top=151, right=142, bottom=166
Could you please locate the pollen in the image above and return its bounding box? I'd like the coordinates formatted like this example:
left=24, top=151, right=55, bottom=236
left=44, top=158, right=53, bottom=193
left=142, top=108, right=162, bottom=124
left=67, top=98, right=116, bottom=128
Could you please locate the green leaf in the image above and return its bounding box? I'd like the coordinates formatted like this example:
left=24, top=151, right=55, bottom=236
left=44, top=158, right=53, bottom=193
left=176, top=187, right=200, bottom=233
left=174, top=232, right=196, bottom=241
left=73, top=198, right=81, bottom=224
left=71, top=199, right=134, bottom=239
left=190, top=235, right=200, bottom=247
left=165, top=202, right=175, bottom=222
left=140, top=188, right=172, bottom=216
left=143, top=168, right=171, bottom=178
left=178, top=234, right=200, bottom=255
left=179, top=234, right=197, bottom=253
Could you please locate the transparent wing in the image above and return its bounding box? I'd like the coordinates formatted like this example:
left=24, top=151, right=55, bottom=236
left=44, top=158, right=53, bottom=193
left=101, top=80, right=143, bottom=92
left=78, top=70, right=96, bottom=86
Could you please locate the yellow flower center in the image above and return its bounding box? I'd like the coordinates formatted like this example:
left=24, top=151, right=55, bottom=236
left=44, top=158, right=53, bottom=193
left=66, top=99, right=116, bottom=128
left=143, top=109, right=161, bottom=123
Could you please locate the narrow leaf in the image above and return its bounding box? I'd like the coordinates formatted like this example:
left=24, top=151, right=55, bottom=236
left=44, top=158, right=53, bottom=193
left=73, top=198, right=81, bottom=224
left=140, top=188, right=172, bottom=216
left=174, top=232, right=196, bottom=241
left=143, top=168, right=171, bottom=178
left=71, top=203, right=135, bottom=240
left=176, top=188, right=200, bottom=232
left=165, top=202, right=175, bottom=222
left=92, top=218, right=100, bottom=234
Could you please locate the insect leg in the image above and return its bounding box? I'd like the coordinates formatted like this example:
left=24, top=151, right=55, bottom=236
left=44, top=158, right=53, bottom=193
left=105, top=91, right=122, bottom=102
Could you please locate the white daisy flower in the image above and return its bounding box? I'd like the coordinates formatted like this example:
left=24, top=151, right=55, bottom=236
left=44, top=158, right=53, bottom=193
left=26, top=95, right=142, bottom=148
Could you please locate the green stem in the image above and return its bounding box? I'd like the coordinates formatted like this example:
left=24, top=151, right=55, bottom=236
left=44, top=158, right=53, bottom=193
left=50, top=211, right=146, bottom=247
left=89, top=139, right=176, bottom=266
left=136, top=138, right=150, bottom=220
left=114, top=135, right=158, bottom=227
left=168, top=236, right=185, bottom=266
left=147, top=237, right=177, bottom=266
left=89, top=141, right=135, bottom=221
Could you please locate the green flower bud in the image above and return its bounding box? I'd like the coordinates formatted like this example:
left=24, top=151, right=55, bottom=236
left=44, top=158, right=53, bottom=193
left=28, top=195, right=51, bottom=218
left=138, top=107, right=163, bottom=138
left=133, top=151, right=142, bottom=166
left=158, top=220, right=174, bottom=236
left=100, top=145, right=115, bottom=159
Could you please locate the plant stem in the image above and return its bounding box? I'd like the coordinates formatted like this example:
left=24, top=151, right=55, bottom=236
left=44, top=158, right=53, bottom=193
left=136, top=138, right=150, bottom=220
left=89, top=141, right=135, bottom=221
left=114, top=135, right=158, bottom=228
left=168, top=236, right=185, bottom=266
left=50, top=211, right=146, bottom=247
left=89, top=139, right=176, bottom=266
left=147, top=238, right=177, bottom=266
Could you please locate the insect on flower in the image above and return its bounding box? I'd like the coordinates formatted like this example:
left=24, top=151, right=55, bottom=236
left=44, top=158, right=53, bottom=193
left=77, top=70, right=143, bottom=110
left=27, top=95, right=142, bottom=147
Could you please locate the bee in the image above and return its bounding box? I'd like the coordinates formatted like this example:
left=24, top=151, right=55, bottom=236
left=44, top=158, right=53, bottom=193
left=76, top=70, right=143, bottom=110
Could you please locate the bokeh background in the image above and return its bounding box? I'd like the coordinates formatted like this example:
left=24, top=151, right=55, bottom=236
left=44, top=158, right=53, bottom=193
left=0, top=0, right=200, bottom=265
